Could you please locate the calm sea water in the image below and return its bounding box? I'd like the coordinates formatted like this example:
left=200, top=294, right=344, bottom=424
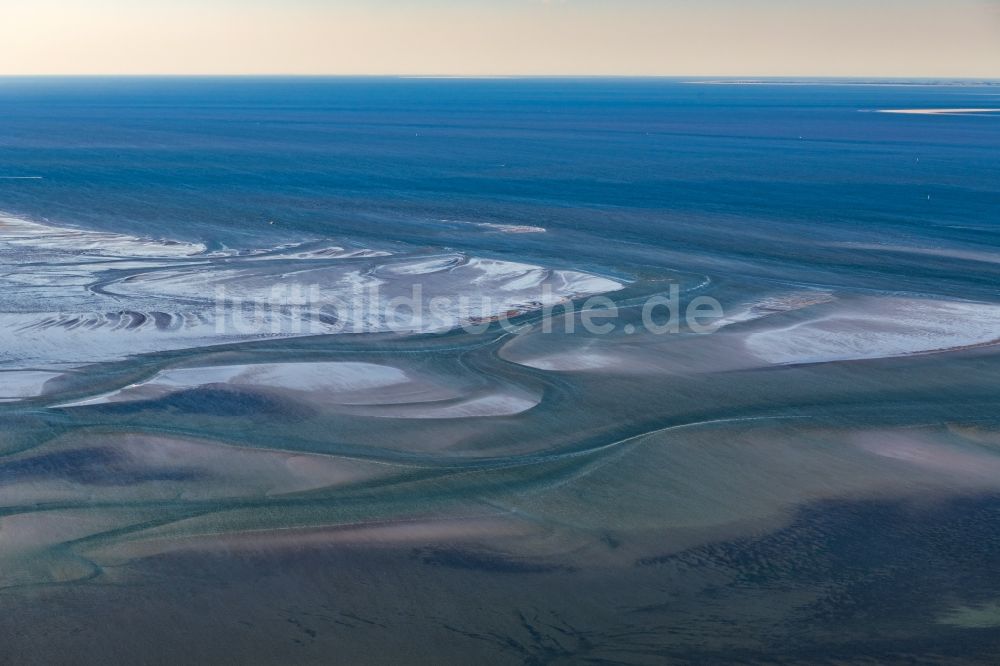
left=1, top=77, right=997, bottom=294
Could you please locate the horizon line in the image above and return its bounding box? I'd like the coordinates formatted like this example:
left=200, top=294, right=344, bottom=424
left=0, top=74, right=998, bottom=81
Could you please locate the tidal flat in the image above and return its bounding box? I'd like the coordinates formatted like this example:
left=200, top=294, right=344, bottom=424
left=0, top=77, right=998, bottom=664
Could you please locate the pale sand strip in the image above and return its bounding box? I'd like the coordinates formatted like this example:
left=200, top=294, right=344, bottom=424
left=876, top=108, right=1000, bottom=115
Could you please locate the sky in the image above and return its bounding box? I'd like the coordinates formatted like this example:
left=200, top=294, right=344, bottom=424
left=0, top=0, right=998, bottom=77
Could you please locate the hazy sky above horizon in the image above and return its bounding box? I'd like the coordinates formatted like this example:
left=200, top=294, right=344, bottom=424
left=1, top=1, right=998, bottom=77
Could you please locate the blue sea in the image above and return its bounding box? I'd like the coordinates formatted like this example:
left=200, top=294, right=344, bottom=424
left=0, top=77, right=999, bottom=664
left=2, top=78, right=997, bottom=293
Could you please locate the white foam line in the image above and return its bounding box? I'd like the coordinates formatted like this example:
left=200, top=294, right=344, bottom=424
left=0, top=176, right=43, bottom=180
